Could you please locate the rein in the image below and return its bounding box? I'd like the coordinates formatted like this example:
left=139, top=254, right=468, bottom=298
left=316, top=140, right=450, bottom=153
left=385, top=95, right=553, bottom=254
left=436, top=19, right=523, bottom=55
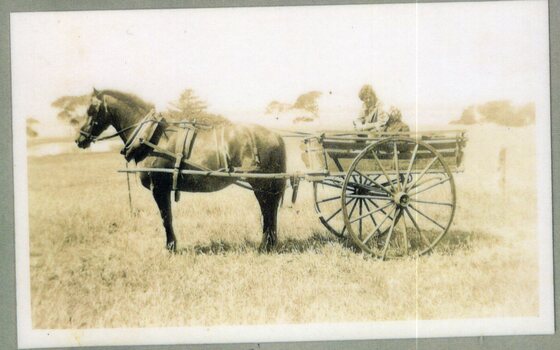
left=80, top=115, right=214, bottom=144
left=79, top=122, right=145, bottom=142
left=80, top=115, right=161, bottom=143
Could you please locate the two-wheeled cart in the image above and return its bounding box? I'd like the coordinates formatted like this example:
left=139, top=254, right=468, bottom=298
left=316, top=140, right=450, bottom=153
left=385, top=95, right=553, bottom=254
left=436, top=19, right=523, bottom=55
left=124, top=128, right=467, bottom=260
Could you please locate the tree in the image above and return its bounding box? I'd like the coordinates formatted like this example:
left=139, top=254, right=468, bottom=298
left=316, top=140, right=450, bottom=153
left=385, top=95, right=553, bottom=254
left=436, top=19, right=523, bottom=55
left=292, top=91, right=322, bottom=117
left=26, top=117, right=39, bottom=138
left=51, top=94, right=90, bottom=126
left=451, top=100, right=536, bottom=127
left=264, top=91, right=323, bottom=123
left=265, top=101, right=291, bottom=115
left=166, top=89, right=229, bottom=125
left=478, top=100, right=513, bottom=126
left=451, top=105, right=478, bottom=125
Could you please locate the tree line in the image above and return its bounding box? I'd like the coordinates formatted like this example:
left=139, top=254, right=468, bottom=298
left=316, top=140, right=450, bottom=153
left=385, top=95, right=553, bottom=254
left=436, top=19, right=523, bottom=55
left=51, top=89, right=324, bottom=128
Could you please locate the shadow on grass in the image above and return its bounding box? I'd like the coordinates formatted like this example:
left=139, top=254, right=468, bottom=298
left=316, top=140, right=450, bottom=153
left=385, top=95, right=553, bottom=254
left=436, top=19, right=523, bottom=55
left=275, top=232, right=358, bottom=254
left=176, top=231, right=356, bottom=256
left=435, top=229, right=504, bottom=255
left=174, top=229, right=500, bottom=257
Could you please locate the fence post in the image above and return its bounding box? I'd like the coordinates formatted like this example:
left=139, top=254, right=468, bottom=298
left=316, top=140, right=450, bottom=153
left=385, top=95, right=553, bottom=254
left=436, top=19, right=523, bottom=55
left=498, top=147, right=507, bottom=198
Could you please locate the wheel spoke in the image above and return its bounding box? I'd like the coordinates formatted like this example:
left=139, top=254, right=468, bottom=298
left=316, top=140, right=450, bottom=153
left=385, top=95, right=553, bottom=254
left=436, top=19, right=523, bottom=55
left=365, top=198, right=390, bottom=217
left=393, top=142, right=400, bottom=191
left=324, top=198, right=353, bottom=223
left=405, top=156, right=438, bottom=192
left=401, top=211, right=409, bottom=255
left=349, top=182, right=391, bottom=197
left=381, top=208, right=400, bottom=260
left=371, top=149, right=396, bottom=193
left=408, top=204, right=445, bottom=230
left=404, top=207, right=432, bottom=248
left=362, top=205, right=396, bottom=245
left=402, top=143, right=419, bottom=190
left=346, top=194, right=392, bottom=200
left=408, top=198, right=453, bottom=207
left=354, top=169, right=392, bottom=195
left=409, top=177, right=451, bottom=196
left=358, top=200, right=363, bottom=239
left=317, top=195, right=342, bottom=204
left=344, top=198, right=360, bottom=235
left=409, top=176, right=442, bottom=190
left=321, top=179, right=344, bottom=189
left=347, top=197, right=360, bottom=216
left=348, top=202, right=393, bottom=224
left=362, top=199, right=378, bottom=226
left=366, top=198, right=393, bottom=219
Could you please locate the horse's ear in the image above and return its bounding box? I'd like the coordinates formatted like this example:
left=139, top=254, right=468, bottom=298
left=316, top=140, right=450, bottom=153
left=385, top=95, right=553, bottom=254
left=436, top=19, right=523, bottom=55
left=93, top=87, right=100, bottom=97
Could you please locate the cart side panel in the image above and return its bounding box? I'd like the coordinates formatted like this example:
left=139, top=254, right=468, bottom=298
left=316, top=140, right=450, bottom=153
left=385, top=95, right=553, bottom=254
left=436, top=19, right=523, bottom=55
left=314, top=131, right=466, bottom=174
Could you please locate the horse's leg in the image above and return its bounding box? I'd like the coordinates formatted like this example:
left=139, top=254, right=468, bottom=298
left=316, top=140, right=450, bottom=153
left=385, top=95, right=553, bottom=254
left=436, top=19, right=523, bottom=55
left=152, top=185, right=177, bottom=252
left=252, top=179, right=284, bottom=252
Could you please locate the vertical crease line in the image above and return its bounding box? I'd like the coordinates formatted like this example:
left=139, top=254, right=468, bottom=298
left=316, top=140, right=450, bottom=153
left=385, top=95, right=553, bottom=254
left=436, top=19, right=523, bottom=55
left=415, top=1, right=420, bottom=349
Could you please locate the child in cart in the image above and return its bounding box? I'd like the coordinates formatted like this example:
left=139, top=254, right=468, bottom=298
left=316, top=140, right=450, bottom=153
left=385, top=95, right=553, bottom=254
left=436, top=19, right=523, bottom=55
left=353, top=84, right=409, bottom=133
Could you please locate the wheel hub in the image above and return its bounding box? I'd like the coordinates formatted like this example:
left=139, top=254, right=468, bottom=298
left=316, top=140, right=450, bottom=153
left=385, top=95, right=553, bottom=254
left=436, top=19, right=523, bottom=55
left=394, top=191, right=409, bottom=207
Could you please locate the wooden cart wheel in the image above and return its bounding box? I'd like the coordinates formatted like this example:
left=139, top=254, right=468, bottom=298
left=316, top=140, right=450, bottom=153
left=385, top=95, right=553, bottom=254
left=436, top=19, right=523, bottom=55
left=314, top=173, right=385, bottom=238
left=341, top=137, right=456, bottom=259
left=313, top=176, right=352, bottom=238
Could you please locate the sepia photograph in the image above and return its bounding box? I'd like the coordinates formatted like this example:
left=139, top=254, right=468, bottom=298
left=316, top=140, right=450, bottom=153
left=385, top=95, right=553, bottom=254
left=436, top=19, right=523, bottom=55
left=10, top=0, right=554, bottom=348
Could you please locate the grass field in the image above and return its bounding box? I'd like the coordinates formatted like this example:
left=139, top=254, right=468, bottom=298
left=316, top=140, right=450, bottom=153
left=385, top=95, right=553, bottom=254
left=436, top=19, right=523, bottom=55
left=27, top=124, right=539, bottom=329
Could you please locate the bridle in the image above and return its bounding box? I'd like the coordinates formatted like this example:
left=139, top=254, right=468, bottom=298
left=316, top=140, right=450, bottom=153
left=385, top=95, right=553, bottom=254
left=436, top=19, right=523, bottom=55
left=79, top=95, right=110, bottom=143
left=79, top=96, right=155, bottom=144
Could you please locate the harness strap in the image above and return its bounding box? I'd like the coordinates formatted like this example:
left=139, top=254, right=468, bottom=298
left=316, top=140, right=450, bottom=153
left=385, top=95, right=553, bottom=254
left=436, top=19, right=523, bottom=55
left=247, top=129, right=260, bottom=167
left=220, top=127, right=231, bottom=172
left=172, top=124, right=198, bottom=202
left=213, top=127, right=221, bottom=169
left=120, top=110, right=164, bottom=162
left=123, top=110, right=155, bottom=149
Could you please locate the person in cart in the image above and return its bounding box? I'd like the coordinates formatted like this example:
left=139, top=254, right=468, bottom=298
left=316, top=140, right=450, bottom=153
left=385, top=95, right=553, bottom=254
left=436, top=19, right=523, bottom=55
left=383, top=106, right=410, bottom=133
left=353, top=84, right=409, bottom=133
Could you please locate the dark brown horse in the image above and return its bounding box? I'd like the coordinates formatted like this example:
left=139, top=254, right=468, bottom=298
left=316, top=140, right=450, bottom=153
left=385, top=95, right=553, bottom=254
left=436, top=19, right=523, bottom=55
left=75, top=89, right=286, bottom=252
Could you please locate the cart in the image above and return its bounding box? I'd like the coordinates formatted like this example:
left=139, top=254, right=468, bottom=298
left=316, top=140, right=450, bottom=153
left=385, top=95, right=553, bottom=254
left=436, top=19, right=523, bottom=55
left=302, top=130, right=467, bottom=259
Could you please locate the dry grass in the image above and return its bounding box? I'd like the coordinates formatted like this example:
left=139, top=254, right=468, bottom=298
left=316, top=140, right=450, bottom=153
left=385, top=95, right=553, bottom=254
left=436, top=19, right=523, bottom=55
left=27, top=124, right=539, bottom=329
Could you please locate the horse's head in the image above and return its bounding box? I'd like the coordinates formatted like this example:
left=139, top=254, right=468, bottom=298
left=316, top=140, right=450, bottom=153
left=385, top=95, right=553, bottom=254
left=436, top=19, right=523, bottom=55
left=75, top=88, right=112, bottom=148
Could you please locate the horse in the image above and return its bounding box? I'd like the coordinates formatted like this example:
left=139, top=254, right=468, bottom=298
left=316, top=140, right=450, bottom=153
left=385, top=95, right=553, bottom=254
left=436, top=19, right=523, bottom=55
left=75, top=88, right=286, bottom=252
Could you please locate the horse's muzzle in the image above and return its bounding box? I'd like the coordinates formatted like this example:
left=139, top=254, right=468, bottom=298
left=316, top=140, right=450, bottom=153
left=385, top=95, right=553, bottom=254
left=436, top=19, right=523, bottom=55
left=75, top=135, right=91, bottom=149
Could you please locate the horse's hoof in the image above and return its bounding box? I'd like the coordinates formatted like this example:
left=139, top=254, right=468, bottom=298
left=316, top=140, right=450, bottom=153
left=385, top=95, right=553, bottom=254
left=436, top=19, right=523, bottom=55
left=166, top=241, right=177, bottom=253
left=258, top=242, right=275, bottom=254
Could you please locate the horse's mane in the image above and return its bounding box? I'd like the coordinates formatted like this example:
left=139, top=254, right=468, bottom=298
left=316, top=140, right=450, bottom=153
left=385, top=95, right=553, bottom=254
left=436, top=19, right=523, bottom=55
left=101, top=90, right=154, bottom=111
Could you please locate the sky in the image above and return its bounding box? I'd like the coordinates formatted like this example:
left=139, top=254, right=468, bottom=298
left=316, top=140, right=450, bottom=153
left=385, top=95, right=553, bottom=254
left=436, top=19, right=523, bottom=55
left=11, top=1, right=550, bottom=135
